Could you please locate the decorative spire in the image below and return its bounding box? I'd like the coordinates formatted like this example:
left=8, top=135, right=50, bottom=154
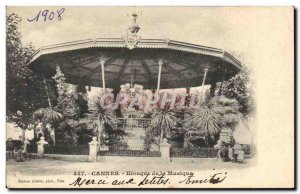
left=122, top=11, right=142, bottom=49
left=128, top=12, right=141, bottom=34
left=132, top=12, right=138, bottom=23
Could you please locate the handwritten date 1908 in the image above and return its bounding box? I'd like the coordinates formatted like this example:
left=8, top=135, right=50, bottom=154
left=27, top=8, right=65, bottom=22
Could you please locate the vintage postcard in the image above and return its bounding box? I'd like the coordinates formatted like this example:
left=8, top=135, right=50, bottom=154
left=6, top=6, right=294, bottom=189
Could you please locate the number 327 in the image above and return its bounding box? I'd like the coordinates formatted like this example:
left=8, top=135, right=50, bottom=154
left=27, top=8, right=65, bottom=22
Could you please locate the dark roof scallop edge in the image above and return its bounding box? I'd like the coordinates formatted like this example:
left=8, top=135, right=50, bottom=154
left=28, top=38, right=242, bottom=70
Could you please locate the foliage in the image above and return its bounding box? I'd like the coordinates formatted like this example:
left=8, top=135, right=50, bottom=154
left=145, top=92, right=191, bottom=148
left=6, top=13, right=58, bottom=130
left=32, top=68, right=89, bottom=144
left=183, top=131, right=207, bottom=148
left=214, top=96, right=240, bottom=129
left=76, top=85, right=89, bottom=118
left=102, top=126, right=128, bottom=148
left=6, top=13, right=33, bottom=81
left=6, top=13, right=35, bottom=127
left=29, top=75, right=58, bottom=109
left=215, top=65, right=254, bottom=116
left=56, top=119, right=91, bottom=145
left=84, top=94, right=125, bottom=147
left=184, top=99, right=224, bottom=138
left=52, top=67, right=80, bottom=119
left=86, top=97, right=117, bottom=142
left=86, top=97, right=117, bottom=129
left=33, top=107, right=63, bottom=126
left=51, top=68, right=90, bottom=143
left=148, top=105, right=178, bottom=143
left=166, top=127, right=186, bottom=148
left=32, top=107, right=63, bottom=143
left=184, top=95, right=240, bottom=146
left=143, top=128, right=160, bottom=151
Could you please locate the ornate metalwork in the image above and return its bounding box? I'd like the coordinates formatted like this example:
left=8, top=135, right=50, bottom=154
left=122, top=12, right=141, bottom=50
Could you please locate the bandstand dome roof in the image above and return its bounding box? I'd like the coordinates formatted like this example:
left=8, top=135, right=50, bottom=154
left=28, top=38, right=242, bottom=89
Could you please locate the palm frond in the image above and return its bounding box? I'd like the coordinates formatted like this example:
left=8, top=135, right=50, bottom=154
left=184, top=95, right=241, bottom=139
left=184, top=106, right=224, bottom=137
left=149, top=108, right=178, bottom=135
left=44, top=109, right=63, bottom=123
left=33, top=108, right=63, bottom=124
left=86, top=98, right=117, bottom=129
left=33, top=108, right=47, bottom=121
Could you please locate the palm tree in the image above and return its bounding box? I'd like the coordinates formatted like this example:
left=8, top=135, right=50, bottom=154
left=33, top=107, right=63, bottom=144
left=86, top=98, right=117, bottom=145
left=149, top=106, right=178, bottom=143
left=33, top=108, right=63, bottom=124
left=184, top=95, right=240, bottom=146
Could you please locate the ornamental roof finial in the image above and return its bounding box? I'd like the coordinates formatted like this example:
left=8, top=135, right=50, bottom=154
left=128, top=12, right=141, bottom=34
left=122, top=11, right=142, bottom=49
left=132, top=12, right=138, bottom=23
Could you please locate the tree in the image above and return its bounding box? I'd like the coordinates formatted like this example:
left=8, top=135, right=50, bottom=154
left=47, top=67, right=90, bottom=144
left=7, top=13, right=58, bottom=131
left=148, top=102, right=178, bottom=144
left=6, top=13, right=35, bottom=127
left=184, top=99, right=223, bottom=145
left=102, top=125, right=128, bottom=149
left=33, top=107, right=63, bottom=126
left=184, top=95, right=240, bottom=147
left=33, top=67, right=84, bottom=144
left=52, top=66, right=80, bottom=119
left=215, top=65, right=254, bottom=116
left=76, top=85, right=89, bottom=118
left=215, top=96, right=240, bottom=129
left=86, top=97, right=117, bottom=144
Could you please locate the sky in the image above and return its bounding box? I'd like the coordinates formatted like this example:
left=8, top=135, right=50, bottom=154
left=6, top=6, right=257, bottom=63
